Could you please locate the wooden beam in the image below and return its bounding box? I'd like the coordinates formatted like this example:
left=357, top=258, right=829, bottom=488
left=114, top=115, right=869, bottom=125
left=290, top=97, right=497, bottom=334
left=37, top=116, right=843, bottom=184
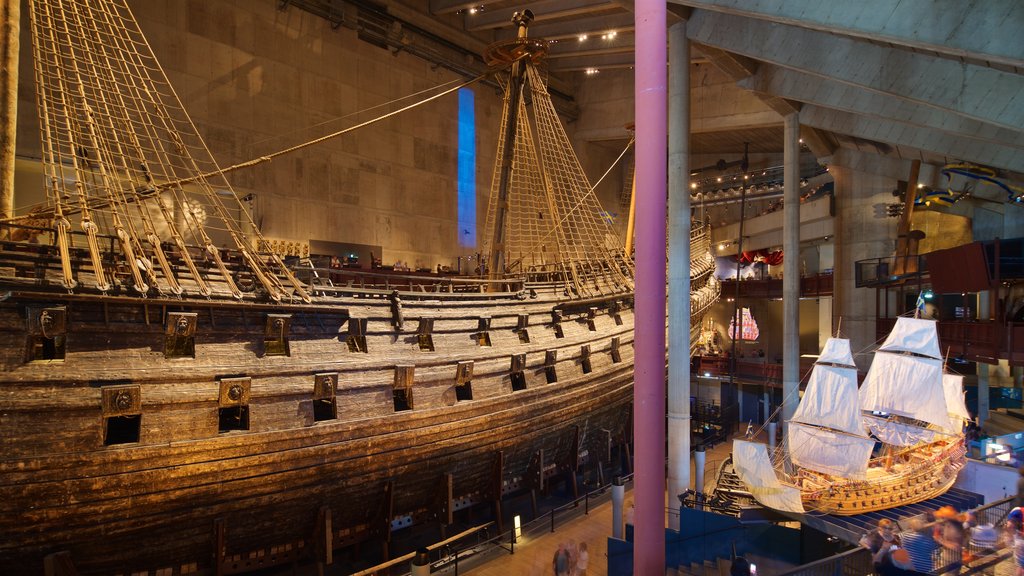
left=438, top=472, right=454, bottom=534
left=526, top=448, right=544, bottom=519
left=214, top=518, right=226, bottom=576
left=42, top=551, right=78, bottom=576
left=490, top=451, right=504, bottom=533
left=374, top=480, right=394, bottom=560
left=892, top=159, right=922, bottom=276
left=316, top=506, right=333, bottom=567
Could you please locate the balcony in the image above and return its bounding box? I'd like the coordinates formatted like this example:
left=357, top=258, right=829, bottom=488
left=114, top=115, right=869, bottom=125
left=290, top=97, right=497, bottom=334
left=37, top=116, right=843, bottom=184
left=696, top=356, right=816, bottom=386
left=718, top=272, right=833, bottom=300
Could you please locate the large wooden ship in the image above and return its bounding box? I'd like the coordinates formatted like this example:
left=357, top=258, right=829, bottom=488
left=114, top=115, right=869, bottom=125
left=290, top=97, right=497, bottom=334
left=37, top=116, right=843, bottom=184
left=0, top=1, right=719, bottom=574
left=732, top=317, right=968, bottom=516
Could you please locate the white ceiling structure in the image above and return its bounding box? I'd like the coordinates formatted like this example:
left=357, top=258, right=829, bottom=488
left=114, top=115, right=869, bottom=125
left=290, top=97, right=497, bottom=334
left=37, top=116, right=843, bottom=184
left=288, top=0, right=1024, bottom=190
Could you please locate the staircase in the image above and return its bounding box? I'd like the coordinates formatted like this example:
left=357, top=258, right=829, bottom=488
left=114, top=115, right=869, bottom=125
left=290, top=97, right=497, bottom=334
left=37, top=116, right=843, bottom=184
left=674, top=557, right=733, bottom=575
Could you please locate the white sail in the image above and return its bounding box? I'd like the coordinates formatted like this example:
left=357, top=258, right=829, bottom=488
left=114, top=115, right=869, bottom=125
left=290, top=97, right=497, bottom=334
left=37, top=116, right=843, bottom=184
left=860, top=351, right=951, bottom=431
left=791, top=363, right=867, bottom=436
left=817, top=337, right=856, bottom=367
left=862, top=413, right=940, bottom=447
left=878, top=317, right=941, bottom=359
left=732, top=440, right=805, bottom=514
left=943, top=373, right=971, bottom=426
left=789, top=423, right=876, bottom=479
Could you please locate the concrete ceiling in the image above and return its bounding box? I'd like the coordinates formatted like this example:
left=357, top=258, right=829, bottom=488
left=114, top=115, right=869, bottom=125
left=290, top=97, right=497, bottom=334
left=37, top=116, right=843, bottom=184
left=287, top=0, right=1024, bottom=188
left=436, top=0, right=1024, bottom=186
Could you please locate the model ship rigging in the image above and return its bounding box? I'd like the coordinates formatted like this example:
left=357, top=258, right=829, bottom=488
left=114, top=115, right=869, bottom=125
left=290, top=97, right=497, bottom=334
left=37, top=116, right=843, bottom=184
left=733, top=317, right=968, bottom=515
left=0, top=1, right=718, bottom=574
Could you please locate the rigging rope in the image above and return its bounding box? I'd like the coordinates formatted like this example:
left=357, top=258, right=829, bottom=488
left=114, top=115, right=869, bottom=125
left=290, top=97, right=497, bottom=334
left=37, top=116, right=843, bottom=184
left=152, top=74, right=488, bottom=193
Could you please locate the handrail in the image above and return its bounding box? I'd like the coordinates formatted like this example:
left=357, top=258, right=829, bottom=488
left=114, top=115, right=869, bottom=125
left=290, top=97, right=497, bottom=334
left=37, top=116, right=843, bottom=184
left=348, top=522, right=494, bottom=576
left=777, top=496, right=1018, bottom=576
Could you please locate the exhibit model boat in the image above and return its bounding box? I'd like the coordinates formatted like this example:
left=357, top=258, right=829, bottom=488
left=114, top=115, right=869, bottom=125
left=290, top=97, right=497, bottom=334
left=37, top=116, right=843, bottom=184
left=0, top=1, right=719, bottom=573
left=733, top=317, right=969, bottom=515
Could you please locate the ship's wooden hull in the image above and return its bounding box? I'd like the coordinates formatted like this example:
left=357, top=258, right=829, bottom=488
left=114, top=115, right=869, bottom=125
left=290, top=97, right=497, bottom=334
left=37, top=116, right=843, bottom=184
left=798, top=439, right=967, bottom=515
left=0, top=221, right=718, bottom=574
left=0, top=279, right=642, bottom=574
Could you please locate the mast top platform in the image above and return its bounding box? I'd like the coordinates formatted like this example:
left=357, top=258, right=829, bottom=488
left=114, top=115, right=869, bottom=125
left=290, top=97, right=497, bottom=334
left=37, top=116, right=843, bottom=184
left=484, top=9, right=548, bottom=67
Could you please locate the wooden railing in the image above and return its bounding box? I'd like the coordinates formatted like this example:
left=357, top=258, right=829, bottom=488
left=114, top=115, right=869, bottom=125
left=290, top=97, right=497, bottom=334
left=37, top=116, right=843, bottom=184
left=718, top=272, right=833, bottom=300
left=695, top=356, right=816, bottom=386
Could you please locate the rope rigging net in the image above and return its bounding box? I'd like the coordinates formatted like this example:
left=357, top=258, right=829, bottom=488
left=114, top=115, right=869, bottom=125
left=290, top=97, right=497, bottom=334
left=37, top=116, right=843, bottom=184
left=23, top=0, right=632, bottom=302
left=26, top=0, right=308, bottom=301
left=481, top=61, right=634, bottom=297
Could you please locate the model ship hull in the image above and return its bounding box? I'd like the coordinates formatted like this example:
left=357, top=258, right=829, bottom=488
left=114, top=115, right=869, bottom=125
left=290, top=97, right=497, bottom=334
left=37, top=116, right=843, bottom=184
left=798, top=439, right=967, bottom=515
left=732, top=329, right=969, bottom=518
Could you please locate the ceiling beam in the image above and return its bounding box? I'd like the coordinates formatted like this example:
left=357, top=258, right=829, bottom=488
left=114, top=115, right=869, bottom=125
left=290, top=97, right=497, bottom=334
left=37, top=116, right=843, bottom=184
left=428, top=0, right=505, bottom=16
left=548, top=45, right=635, bottom=60
left=548, top=33, right=635, bottom=57
left=466, top=0, right=620, bottom=32
left=687, top=10, right=1024, bottom=133
left=800, top=126, right=838, bottom=158
left=736, top=64, right=1024, bottom=151
left=669, top=0, right=1024, bottom=70
left=799, top=104, right=1024, bottom=174
left=548, top=52, right=635, bottom=72
left=696, top=44, right=757, bottom=78
left=496, top=12, right=634, bottom=41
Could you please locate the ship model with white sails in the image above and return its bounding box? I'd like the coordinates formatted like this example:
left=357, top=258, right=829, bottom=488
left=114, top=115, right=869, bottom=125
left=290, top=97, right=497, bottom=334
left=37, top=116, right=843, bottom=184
left=733, top=317, right=969, bottom=515
left=0, top=1, right=719, bottom=573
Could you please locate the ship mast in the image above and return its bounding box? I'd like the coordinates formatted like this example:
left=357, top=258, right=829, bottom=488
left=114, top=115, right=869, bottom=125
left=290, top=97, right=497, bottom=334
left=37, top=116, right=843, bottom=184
left=486, top=9, right=534, bottom=280
left=0, top=0, right=19, bottom=236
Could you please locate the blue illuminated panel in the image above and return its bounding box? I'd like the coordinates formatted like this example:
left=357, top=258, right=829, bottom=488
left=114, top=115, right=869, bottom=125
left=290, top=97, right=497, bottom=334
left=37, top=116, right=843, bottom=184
left=457, top=88, right=476, bottom=248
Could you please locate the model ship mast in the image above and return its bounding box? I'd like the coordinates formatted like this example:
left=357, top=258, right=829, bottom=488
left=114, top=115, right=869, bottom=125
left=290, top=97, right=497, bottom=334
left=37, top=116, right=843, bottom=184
left=788, top=338, right=875, bottom=480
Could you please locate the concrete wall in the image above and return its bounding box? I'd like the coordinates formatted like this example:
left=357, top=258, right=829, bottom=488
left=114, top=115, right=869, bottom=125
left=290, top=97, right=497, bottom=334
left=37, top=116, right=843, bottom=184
left=128, top=0, right=497, bottom=269
left=829, top=152, right=901, bottom=360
